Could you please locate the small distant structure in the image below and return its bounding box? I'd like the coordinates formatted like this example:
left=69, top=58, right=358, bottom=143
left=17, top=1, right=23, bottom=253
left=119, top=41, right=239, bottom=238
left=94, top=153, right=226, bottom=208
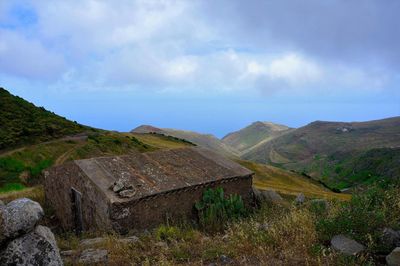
left=44, top=147, right=253, bottom=233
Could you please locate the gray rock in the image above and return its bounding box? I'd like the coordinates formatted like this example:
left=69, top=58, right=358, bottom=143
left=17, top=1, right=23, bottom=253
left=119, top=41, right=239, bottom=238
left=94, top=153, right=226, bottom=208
left=382, top=228, right=400, bottom=249
left=0, top=199, right=4, bottom=206
left=79, top=249, right=108, bottom=264
left=387, top=247, right=400, bottom=266
left=0, top=198, right=44, bottom=243
left=60, top=250, right=77, bottom=257
left=331, top=235, right=365, bottom=256
left=112, top=175, right=133, bottom=193
left=253, top=187, right=263, bottom=202
left=259, top=223, right=269, bottom=231
left=220, top=254, right=232, bottom=265
left=119, top=189, right=136, bottom=198
left=80, top=237, right=106, bottom=247
left=119, top=235, right=139, bottom=244
left=0, top=225, right=63, bottom=266
left=261, top=189, right=283, bottom=202
left=295, top=193, right=306, bottom=204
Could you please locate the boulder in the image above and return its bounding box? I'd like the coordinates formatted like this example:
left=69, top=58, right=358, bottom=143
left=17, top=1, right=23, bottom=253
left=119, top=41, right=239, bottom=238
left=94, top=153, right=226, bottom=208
left=261, top=189, right=283, bottom=202
left=0, top=200, right=4, bottom=206
left=80, top=237, right=106, bottom=247
left=331, top=235, right=365, bottom=256
left=0, top=198, right=44, bottom=243
left=0, top=225, right=63, bottom=266
left=382, top=228, right=400, bottom=249
left=79, top=249, right=108, bottom=264
left=295, top=193, right=306, bottom=204
left=119, top=235, right=139, bottom=244
left=386, top=247, right=400, bottom=266
left=119, top=189, right=136, bottom=198
left=253, top=187, right=263, bottom=202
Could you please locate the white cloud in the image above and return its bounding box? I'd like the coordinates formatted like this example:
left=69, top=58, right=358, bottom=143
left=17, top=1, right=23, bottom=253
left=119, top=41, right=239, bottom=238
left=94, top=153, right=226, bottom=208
left=267, top=53, right=322, bottom=84
left=0, top=29, right=65, bottom=80
left=0, top=0, right=394, bottom=96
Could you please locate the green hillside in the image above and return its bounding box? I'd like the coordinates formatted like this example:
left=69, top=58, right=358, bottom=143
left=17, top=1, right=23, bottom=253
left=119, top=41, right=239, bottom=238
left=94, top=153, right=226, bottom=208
left=0, top=88, right=92, bottom=150
left=243, top=117, right=400, bottom=189
left=238, top=160, right=350, bottom=200
left=222, top=121, right=291, bottom=155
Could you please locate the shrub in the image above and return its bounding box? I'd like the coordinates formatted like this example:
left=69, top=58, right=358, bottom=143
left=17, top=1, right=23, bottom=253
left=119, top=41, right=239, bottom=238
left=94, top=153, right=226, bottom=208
left=195, top=187, right=247, bottom=232
left=316, top=180, right=400, bottom=253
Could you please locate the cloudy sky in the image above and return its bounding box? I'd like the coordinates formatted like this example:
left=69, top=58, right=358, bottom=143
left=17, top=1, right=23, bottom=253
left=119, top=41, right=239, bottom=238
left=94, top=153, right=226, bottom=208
left=1, top=0, right=399, bottom=137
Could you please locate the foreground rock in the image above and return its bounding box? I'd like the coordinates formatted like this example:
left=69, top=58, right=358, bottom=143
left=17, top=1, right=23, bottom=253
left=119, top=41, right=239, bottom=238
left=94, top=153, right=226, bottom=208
left=294, top=193, right=305, bottom=204
left=80, top=235, right=139, bottom=247
left=261, top=190, right=283, bottom=202
left=0, top=198, right=62, bottom=265
left=79, top=249, right=108, bottom=264
left=382, top=228, right=400, bottom=249
left=0, top=198, right=44, bottom=244
left=0, top=225, right=63, bottom=266
left=253, top=188, right=284, bottom=204
left=331, top=235, right=365, bottom=256
left=387, top=247, right=400, bottom=266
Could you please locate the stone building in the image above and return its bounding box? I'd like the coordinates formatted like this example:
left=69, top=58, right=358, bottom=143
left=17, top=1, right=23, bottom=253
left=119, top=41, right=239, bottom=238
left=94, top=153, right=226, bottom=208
left=44, top=147, right=253, bottom=233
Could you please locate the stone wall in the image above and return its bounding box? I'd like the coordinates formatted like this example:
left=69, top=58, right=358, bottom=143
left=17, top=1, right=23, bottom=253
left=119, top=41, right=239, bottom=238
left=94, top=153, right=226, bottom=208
left=110, top=175, right=253, bottom=232
left=44, top=163, right=112, bottom=232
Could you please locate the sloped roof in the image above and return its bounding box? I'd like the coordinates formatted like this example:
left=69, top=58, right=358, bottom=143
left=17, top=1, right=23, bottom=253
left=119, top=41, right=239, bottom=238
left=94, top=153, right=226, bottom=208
left=73, top=147, right=253, bottom=203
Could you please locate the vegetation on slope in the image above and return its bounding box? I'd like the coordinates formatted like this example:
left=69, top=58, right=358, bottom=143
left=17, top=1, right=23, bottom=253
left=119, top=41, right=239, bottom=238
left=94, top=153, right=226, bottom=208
left=0, top=88, right=91, bottom=150
left=238, top=160, right=351, bottom=201
left=243, top=117, right=400, bottom=189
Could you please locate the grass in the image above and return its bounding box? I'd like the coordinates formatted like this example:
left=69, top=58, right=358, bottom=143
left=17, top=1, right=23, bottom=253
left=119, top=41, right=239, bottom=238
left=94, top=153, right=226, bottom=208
left=0, top=182, right=26, bottom=193
left=55, top=181, right=400, bottom=265
left=238, top=160, right=351, bottom=201
left=56, top=201, right=367, bottom=265
left=0, top=185, right=45, bottom=206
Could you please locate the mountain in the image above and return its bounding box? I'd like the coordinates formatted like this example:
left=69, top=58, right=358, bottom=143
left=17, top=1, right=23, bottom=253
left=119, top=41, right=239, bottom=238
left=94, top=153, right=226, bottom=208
left=222, top=121, right=292, bottom=155
left=242, top=117, right=400, bottom=189
left=131, top=125, right=239, bottom=157
left=0, top=88, right=91, bottom=150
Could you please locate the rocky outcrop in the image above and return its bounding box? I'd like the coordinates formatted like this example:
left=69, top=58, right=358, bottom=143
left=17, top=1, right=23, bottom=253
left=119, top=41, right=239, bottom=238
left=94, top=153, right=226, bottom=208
left=0, top=198, right=62, bottom=266
left=294, top=193, right=305, bottom=204
left=0, top=225, right=63, bottom=266
left=253, top=188, right=283, bottom=203
left=386, top=247, right=400, bottom=266
left=331, top=235, right=365, bottom=256
left=0, top=198, right=44, bottom=244
left=79, top=249, right=108, bottom=264
left=382, top=228, right=400, bottom=249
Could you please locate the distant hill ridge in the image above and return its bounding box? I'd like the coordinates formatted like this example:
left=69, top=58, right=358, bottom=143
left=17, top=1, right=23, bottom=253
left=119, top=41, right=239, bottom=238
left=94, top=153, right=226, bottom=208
left=131, top=125, right=239, bottom=157
left=222, top=121, right=292, bottom=156
left=242, top=116, right=400, bottom=189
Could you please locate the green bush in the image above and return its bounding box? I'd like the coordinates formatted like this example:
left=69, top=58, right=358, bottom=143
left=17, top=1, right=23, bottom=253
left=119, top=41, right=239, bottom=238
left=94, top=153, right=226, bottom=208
left=316, top=180, right=400, bottom=253
left=0, top=157, right=25, bottom=173
left=0, top=182, right=26, bottom=193
left=27, top=159, right=53, bottom=178
left=195, top=187, right=247, bottom=232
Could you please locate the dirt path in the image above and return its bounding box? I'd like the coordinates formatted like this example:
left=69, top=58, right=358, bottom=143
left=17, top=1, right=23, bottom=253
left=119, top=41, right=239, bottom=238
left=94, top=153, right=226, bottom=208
left=0, top=134, right=88, bottom=158
left=54, top=142, right=85, bottom=165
